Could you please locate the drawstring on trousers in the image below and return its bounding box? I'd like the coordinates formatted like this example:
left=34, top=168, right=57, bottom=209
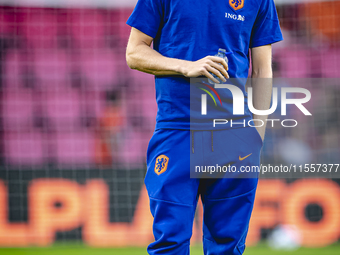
left=191, top=131, right=214, bottom=153
left=211, top=131, right=214, bottom=152
left=191, top=131, right=195, bottom=154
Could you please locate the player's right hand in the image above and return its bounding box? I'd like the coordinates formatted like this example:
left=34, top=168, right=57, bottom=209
left=181, top=56, right=229, bottom=83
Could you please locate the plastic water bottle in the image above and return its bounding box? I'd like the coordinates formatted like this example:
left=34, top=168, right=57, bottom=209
left=208, top=48, right=229, bottom=84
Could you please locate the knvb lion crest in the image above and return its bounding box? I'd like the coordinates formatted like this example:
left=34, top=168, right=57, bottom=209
left=229, top=0, right=244, bottom=11
left=154, top=155, right=169, bottom=175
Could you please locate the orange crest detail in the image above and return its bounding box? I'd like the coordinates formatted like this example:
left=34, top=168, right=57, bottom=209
left=154, top=155, right=169, bottom=175
left=229, top=0, right=244, bottom=11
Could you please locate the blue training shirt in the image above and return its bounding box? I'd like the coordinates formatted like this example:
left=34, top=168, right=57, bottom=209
left=127, top=0, right=283, bottom=130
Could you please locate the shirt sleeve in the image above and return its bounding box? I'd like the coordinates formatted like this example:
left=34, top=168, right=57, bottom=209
left=250, top=0, right=283, bottom=48
left=126, top=0, right=163, bottom=38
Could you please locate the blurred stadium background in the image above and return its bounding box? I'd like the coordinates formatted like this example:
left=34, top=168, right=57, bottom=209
left=0, top=0, right=339, bottom=254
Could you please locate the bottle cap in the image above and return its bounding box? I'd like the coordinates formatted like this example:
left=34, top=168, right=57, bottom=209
left=218, top=48, right=226, bottom=53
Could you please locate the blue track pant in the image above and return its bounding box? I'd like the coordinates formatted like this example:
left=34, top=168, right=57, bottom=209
left=145, top=127, right=263, bottom=254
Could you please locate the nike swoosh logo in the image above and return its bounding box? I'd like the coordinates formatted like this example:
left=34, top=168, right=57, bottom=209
left=239, top=153, right=252, bottom=161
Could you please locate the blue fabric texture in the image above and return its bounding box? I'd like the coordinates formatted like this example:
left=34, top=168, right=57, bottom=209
left=145, top=128, right=262, bottom=254
left=127, top=0, right=281, bottom=253
left=127, top=0, right=283, bottom=130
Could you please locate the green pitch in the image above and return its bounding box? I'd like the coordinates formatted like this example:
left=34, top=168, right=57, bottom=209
left=0, top=243, right=339, bottom=255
